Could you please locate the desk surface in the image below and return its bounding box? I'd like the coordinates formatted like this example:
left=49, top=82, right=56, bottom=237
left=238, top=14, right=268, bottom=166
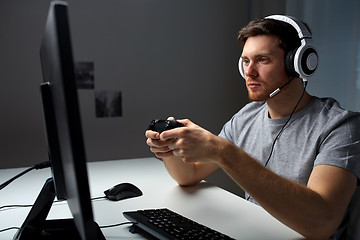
left=0, top=157, right=304, bottom=240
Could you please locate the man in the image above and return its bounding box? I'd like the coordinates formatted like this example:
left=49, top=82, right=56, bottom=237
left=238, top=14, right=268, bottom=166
left=145, top=16, right=360, bottom=239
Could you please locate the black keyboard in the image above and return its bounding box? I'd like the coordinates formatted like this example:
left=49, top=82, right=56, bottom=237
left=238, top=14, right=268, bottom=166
left=123, top=208, right=234, bottom=240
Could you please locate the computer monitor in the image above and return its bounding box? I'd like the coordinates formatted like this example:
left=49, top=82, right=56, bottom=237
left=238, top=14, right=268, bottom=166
left=13, top=1, right=105, bottom=239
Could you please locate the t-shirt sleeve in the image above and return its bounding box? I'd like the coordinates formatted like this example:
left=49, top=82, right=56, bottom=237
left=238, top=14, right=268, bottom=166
left=314, top=114, right=360, bottom=182
left=218, top=115, right=235, bottom=143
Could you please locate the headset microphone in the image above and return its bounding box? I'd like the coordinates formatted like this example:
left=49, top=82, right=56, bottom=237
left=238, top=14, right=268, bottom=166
left=269, top=77, right=295, bottom=98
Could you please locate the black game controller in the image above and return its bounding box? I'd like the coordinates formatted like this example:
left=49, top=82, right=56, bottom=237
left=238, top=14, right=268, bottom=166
left=147, top=119, right=184, bottom=133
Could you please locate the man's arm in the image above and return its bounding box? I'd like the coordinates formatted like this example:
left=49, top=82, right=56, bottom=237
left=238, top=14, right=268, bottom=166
left=216, top=141, right=357, bottom=240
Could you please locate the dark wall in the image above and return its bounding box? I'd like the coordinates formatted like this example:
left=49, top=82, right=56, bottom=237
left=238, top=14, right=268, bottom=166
left=0, top=0, right=252, bottom=168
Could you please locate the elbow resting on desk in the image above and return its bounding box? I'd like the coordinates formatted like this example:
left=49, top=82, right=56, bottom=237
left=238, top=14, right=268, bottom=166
left=177, top=180, right=201, bottom=188
left=168, top=173, right=204, bottom=187
left=163, top=157, right=219, bottom=188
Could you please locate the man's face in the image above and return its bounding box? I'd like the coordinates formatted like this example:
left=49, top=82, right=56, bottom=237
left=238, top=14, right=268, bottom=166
left=241, top=34, right=289, bottom=101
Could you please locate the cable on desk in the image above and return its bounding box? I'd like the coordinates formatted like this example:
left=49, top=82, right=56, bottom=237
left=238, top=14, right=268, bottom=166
left=0, top=204, right=33, bottom=211
left=99, top=221, right=133, bottom=229
left=0, top=161, right=51, bottom=191
left=0, top=223, right=134, bottom=233
left=0, top=226, right=20, bottom=233
left=0, top=196, right=106, bottom=211
left=0, top=199, right=66, bottom=211
left=0, top=222, right=133, bottom=235
left=0, top=197, right=130, bottom=234
left=91, top=196, right=106, bottom=201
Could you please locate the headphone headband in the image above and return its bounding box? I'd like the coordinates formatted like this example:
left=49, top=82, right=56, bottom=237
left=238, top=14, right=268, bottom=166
left=265, top=15, right=311, bottom=39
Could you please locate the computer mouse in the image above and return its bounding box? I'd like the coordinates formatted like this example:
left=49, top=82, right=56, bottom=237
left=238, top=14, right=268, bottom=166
left=104, top=183, right=143, bottom=201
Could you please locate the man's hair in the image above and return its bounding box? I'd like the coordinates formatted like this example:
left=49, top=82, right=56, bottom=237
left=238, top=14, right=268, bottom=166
left=238, top=18, right=301, bottom=56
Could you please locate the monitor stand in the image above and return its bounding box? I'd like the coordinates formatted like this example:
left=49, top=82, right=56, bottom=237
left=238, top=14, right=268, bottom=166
left=13, top=178, right=104, bottom=240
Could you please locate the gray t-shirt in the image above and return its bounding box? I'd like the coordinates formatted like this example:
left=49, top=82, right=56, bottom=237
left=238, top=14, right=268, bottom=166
left=219, top=96, right=360, bottom=239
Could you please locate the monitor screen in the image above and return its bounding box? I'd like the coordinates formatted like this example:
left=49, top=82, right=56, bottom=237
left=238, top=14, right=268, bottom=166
left=15, top=1, right=105, bottom=239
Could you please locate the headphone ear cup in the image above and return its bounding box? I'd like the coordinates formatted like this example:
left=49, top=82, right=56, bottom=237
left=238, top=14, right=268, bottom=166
left=285, top=49, right=299, bottom=78
left=299, top=47, right=318, bottom=77
left=238, top=58, right=245, bottom=79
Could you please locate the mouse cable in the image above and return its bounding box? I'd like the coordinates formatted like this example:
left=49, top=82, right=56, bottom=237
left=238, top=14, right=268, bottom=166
left=0, top=161, right=51, bottom=191
left=99, top=221, right=133, bottom=229
left=91, top=196, right=106, bottom=201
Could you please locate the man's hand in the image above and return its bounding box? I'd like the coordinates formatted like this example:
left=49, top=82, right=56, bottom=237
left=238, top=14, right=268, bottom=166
left=145, top=117, right=221, bottom=186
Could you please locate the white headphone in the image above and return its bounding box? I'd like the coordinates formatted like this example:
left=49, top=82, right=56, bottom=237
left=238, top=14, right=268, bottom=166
left=239, top=15, right=318, bottom=81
